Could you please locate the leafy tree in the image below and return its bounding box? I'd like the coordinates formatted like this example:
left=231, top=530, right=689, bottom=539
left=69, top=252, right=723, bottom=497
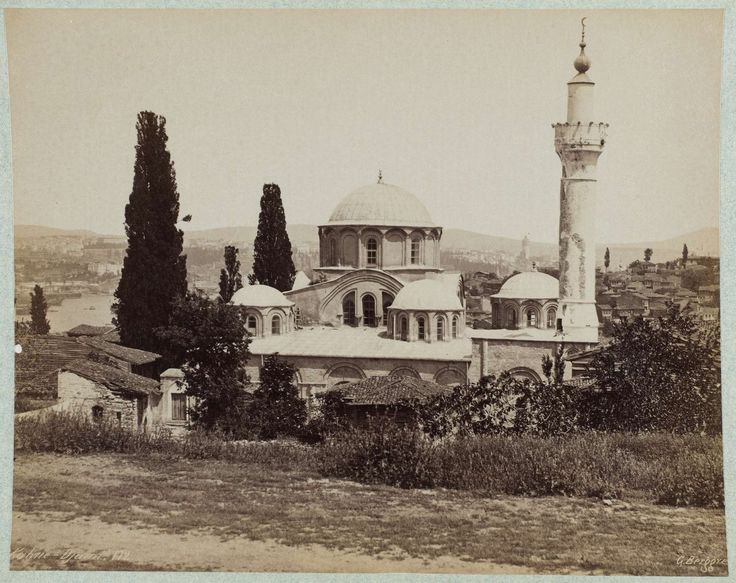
left=113, top=111, right=188, bottom=355
left=586, top=305, right=721, bottom=433
left=682, top=243, right=689, bottom=267
left=248, top=354, right=307, bottom=439
left=250, top=184, right=296, bottom=291
left=604, top=247, right=610, bottom=271
left=218, top=245, right=243, bottom=303
left=156, top=290, right=251, bottom=435
left=644, top=247, right=653, bottom=263
left=29, top=284, right=50, bottom=335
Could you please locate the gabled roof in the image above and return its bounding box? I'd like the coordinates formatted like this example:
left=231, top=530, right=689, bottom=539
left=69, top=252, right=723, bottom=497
left=66, top=324, right=116, bottom=337
left=16, top=335, right=92, bottom=391
left=61, top=359, right=160, bottom=397
left=78, top=336, right=161, bottom=366
left=335, top=375, right=453, bottom=406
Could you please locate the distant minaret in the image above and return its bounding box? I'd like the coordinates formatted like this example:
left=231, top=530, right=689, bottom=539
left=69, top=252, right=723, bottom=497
left=520, top=234, right=530, bottom=260
left=554, top=19, right=608, bottom=337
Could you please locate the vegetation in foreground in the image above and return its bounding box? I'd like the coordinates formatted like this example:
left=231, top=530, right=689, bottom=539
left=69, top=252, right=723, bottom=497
left=12, top=451, right=727, bottom=575
left=14, top=411, right=724, bottom=508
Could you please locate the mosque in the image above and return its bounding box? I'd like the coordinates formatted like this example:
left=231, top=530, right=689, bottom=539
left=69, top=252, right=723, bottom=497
left=234, top=29, right=607, bottom=399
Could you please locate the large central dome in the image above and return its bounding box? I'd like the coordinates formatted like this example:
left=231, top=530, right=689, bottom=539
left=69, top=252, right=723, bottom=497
left=327, top=182, right=434, bottom=227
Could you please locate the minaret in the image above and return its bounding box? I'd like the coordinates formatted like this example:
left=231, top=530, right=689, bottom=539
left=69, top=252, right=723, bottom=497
left=554, top=19, right=608, bottom=338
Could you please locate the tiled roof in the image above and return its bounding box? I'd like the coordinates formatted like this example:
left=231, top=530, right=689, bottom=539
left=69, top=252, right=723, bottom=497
left=15, top=335, right=93, bottom=393
left=99, top=329, right=121, bottom=343
left=66, top=324, right=116, bottom=337
left=78, top=336, right=160, bottom=365
left=62, top=359, right=160, bottom=396
left=336, top=375, right=453, bottom=405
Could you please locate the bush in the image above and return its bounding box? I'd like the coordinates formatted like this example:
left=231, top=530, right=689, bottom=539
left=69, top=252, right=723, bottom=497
left=319, top=420, right=436, bottom=489
left=14, top=410, right=317, bottom=471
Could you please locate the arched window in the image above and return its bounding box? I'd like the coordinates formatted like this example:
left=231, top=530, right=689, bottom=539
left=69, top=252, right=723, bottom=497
left=342, top=293, right=356, bottom=326
left=246, top=315, right=258, bottom=336
left=417, top=316, right=426, bottom=340
left=411, top=238, right=421, bottom=264
left=436, top=316, right=445, bottom=341
left=526, top=309, right=537, bottom=328
left=382, top=292, right=394, bottom=326
left=400, top=316, right=409, bottom=341
left=271, top=314, right=282, bottom=335
left=546, top=308, right=557, bottom=329
left=362, top=294, right=376, bottom=327
left=366, top=238, right=378, bottom=267
left=330, top=239, right=337, bottom=265
left=452, top=316, right=458, bottom=338
left=506, top=308, right=517, bottom=329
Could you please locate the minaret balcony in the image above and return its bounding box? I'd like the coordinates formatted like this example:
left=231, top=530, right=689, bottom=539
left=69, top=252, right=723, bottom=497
left=553, top=122, right=608, bottom=149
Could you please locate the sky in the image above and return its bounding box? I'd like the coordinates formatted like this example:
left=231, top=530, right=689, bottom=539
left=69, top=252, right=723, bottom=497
left=6, top=9, right=723, bottom=244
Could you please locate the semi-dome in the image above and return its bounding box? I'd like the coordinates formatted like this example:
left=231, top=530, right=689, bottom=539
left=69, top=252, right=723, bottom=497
left=327, top=182, right=434, bottom=227
left=391, top=278, right=462, bottom=311
left=493, top=271, right=559, bottom=300
left=231, top=284, right=294, bottom=307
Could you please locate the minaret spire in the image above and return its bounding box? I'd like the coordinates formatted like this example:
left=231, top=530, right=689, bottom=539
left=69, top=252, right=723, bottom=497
left=553, top=20, right=608, bottom=341
left=574, top=17, right=591, bottom=74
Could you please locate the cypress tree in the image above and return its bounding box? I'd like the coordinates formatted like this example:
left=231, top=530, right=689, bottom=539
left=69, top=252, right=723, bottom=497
left=682, top=243, right=689, bottom=267
left=604, top=247, right=610, bottom=271
left=250, top=183, right=295, bottom=291
left=29, top=284, right=50, bottom=335
left=113, top=111, right=187, bottom=354
left=219, top=245, right=243, bottom=302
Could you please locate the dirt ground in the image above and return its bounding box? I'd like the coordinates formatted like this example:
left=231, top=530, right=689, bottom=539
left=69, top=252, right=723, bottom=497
left=10, top=453, right=729, bottom=575
left=11, top=511, right=535, bottom=573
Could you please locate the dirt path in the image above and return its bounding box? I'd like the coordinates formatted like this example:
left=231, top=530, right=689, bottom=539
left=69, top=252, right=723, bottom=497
left=11, top=511, right=535, bottom=574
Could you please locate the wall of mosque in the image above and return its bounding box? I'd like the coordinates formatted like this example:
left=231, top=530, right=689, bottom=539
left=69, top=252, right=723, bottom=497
left=244, top=354, right=468, bottom=393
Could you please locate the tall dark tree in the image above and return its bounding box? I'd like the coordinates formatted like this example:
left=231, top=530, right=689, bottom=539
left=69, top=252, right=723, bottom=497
left=644, top=247, right=653, bottom=263
left=250, top=183, right=295, bottom=291
left=219, top=245, right=243, bottom=302
left=113, top=111, right=187, bottom=354
left=604, top=247, right=610, bottom=271
left=29, top=285, right=50, bottom=335
left=156, top=290, right=251, bottom=435
left=682, top=243, right=689, bottom=267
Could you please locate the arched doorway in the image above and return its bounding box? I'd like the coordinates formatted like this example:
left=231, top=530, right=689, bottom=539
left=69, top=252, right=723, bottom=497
left=526, top=309, right=538, bottom=328
left=400, top=315, right=409, bottom=341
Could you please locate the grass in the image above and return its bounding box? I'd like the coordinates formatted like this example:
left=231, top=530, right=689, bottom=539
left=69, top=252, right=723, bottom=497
left=14, top=411, right=725, bottom=507
left=12, top=452, right=728, bottom=575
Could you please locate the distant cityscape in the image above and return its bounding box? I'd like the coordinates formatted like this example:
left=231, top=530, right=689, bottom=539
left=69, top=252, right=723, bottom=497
left=14, top=223, right=719, bottom=336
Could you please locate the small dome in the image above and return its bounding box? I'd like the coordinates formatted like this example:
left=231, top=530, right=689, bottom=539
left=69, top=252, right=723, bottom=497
left=327, top=182, right=434, bottom=227
left=231, top=284, right=294, bottom=308
left=494, top=271, right=559, bottom=300
left=391, top=278, right=462, bottom=311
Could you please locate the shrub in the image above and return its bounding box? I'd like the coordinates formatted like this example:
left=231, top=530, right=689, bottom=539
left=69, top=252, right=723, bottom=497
left=318, top=420, right=436, bottom=489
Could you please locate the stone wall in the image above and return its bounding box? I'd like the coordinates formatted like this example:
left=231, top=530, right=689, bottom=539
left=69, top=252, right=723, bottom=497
left=468, top=338, right=595, bottom=383
left=57, top=371, right=139, bottom=429
left=245, top=354, right=468, bottom=397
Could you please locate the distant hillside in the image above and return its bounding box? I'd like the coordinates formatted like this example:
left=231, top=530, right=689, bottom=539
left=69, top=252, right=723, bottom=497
left=15, top=223, right=719, bottom=264
left=183, top=224, right=319, bottom=246
left=14, top=225, right=105, bottom=239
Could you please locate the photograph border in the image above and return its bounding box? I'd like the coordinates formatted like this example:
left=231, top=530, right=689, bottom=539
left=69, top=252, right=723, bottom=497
left=0, top=1, right=733, bottom=581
